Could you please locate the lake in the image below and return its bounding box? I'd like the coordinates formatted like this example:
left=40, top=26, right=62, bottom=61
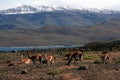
left=0, top=45, right=83, bottom=52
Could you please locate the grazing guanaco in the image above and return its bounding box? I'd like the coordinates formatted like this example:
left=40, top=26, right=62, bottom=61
left=66, top=51, right=84, bottom=65
left=98, top=52, right=111, bottom=64
left=20, top=54, right=31, bottom=64
left=26, top=51, right=43, bottom=66
left=43, top=54, right=55, bottom=67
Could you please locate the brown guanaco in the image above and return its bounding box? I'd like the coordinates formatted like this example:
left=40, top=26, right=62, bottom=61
left=26, top=51, right=43, bottom=66
left=98, top=52, right=111, bottom=64
left=66, top=51, right=84, bottom=65
left=43, top=54, right=55, bottom=66
left=20, top=54, right=31, bottom=64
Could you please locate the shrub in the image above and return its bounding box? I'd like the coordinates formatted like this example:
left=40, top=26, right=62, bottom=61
left=47, top=70, right=62, bottom=75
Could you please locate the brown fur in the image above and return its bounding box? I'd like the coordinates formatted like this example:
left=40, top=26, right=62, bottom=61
left=20, top=54, right=31, bottom=64
left=44, top=54, right=55, bottom=66
left=98, top=52, right=111, bottom=64
left=66, top=51, right=84, bottom=65
left=26, top=51, right=43, bottom=66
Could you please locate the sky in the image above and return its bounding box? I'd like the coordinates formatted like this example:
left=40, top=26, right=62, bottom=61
left=0, top=0, right=120, bottom=10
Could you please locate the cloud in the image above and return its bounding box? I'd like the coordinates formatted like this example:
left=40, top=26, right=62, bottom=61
left=0, top=0, right=120, bottom=10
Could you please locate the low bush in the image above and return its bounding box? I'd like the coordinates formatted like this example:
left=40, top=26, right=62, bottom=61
left=47, top=69, right=62, bottom=75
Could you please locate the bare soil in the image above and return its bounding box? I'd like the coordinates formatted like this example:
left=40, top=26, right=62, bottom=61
left=0, top=51, right=120, bottom=80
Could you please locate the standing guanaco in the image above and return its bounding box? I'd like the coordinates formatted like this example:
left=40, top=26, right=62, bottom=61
left=66, top=51, right=84, bottom=65
left=26, top=51, right=43, bottom=66
left=98, top=52, right=111, bottom=64
left=43, top=54, right=55, bottom=67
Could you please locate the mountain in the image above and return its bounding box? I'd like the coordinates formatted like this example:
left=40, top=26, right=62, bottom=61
left=0, top=5, right=120, bottom=47
left=0, top=5, right=37, bottom=14
left=0, top=5, right=120, bottom=15
left=1, top=5, right=120, bottom=27
left=0, top=5, right=70, bottom=15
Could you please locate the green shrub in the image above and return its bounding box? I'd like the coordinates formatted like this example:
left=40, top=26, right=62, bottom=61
left=47, top=70, right=62, bottom=75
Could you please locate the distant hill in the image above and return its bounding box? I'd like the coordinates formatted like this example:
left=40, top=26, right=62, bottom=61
left=0, top=19, right=120, bottom=47
left=83, top=40, right=120, bottom=51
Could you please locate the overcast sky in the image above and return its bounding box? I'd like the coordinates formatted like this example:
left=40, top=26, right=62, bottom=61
left=0, top=0, right=120, bottom=10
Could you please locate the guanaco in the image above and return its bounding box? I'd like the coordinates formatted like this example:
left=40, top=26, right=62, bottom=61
left=66, top=51, right=84, bottom=65
left=98, top=52, right=111, bottom=64
left=20, top=54, right=31, bottom=64
left=26, top=51, right=43, bottom=66
left=43, top=54, right=55, bottom=66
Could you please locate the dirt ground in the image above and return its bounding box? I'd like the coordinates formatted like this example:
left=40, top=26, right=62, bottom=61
left=0, top=51, right=120, bottom=80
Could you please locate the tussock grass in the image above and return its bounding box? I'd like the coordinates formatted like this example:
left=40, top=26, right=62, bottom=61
left=84, top=55, right=99, bottom=60
left=84, top=51, right=99, bottom=60
left=47, top=69, right=62, bottom=75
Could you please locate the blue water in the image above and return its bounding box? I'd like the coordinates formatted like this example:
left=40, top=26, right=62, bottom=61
left=0, top=45, right=83, bottom=52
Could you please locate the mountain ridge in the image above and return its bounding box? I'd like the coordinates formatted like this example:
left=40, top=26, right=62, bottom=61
left=1, top=9, right=120, bottom=27
left=0, top=5, right=120, bottom=15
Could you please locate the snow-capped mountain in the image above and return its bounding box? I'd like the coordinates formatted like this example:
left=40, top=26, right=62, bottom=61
left=0, top=5, right=120, bottom=15
left=0, top=4, right=120, bottom=46
left=0, top=5, right=37, bottom=14
left=0, top=5, right=71, bottom=15
left=1, top=4, right=120, bottom=27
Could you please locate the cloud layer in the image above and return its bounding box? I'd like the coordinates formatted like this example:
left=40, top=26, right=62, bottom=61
left=0, top=0, right=120, bottom=10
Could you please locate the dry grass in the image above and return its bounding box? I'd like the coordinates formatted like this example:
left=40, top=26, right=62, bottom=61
left=0, top=51, right=120, bottom=80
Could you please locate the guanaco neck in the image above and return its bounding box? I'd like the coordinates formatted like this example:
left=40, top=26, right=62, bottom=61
left=26, top=51, right=31, bottom=59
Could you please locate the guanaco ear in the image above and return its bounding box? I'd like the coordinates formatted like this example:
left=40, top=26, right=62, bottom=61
left=26, top=51, right=30, bottom=58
